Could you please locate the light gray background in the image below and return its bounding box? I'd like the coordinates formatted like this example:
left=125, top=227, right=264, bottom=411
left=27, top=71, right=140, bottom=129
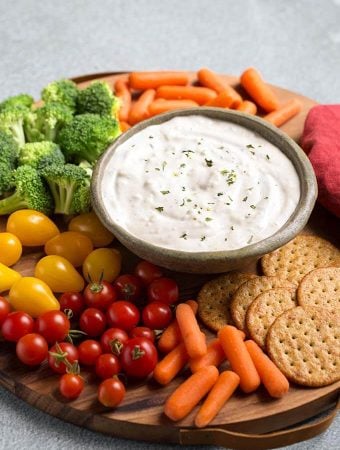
left=0, top=0, right=339, bottom=449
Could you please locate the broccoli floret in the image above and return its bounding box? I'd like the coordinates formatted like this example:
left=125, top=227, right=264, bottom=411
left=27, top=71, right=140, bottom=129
left=41, top=163, right=90, bottom=215
left=0, top=94, right=34, bottom=112
left=18, top=141, right=65, bottom=169
left=76, top=81, right=120, bottom=118
left=0, top=162, right=15, bottom=196
left=71, top=176, right=91, bottom=213
left=0, top=165, right=53, bottom=215
left=58, top=113, right=120, bottom=164
left=78, top=159, right=93, bottom=177
left=0, top=131, right=19, bottom=195
left=0, top=106, right=28, bottom=147
left=41, top=79, right=78, bottom=111
left=24, top=102, right=73, bottom=142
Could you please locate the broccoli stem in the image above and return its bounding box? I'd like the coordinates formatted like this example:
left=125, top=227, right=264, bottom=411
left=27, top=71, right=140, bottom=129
left=0, top=191, right=28, bottom=215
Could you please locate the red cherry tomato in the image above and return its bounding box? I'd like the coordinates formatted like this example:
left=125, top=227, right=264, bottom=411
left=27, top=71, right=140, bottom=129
left=59, top=292, right=85, bottom=319
left=142, top=302, right=172, bottom=330
left=106, top=301, right=140, bottom=332
left=84, top=280, right=117, bottom=310
left=78, top=339, right=102, bottom=366
left=98, top=377, right=125, bottom=407
left=59, top=373, right=84, bottom=400
left=134, top=260, right=163, bottom=286
left=16, top=333, right=48, bottom=366
left=79, top=308, right=106, bottom=337
left=147, top=277, right=179, bottom=305
left=48, top=342, right=79, bottom=374
left=130, top=326, right=155, bottom=343
left=113, top=274, right=144, bottom=302
left=2, top=311, right=34, bottom=342
left=100, top=327, right=129, bottom=355
left=120, top=337, right=158, bottom=378
left=95, top=353, right=121, bottom=379
left=35, top=310, right=70, bottom=344
left=0, top=296, right=11, bottom=326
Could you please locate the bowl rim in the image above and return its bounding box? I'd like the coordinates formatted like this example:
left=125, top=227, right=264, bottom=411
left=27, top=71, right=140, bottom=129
left=91, top=107, right=317, bottom=262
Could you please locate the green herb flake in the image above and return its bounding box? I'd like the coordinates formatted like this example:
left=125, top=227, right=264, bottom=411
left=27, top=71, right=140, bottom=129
left=217, top=192, right=223, bottom=196
left=224, top=238, right=228, bottom=241
left=264, top=196, right=269, bottom=199
left=186, top=198, right=192, bottom=203
left=180, top=163, right=186, bottom=168
left=230, top=226, right=234, bottom=231
left=228, top=195, right=233, bottom=202
left=149, top=135, right=154, bottom=139
left=246, top=144, right=255, bottom=149
left=182, top=150, right=195, bottom=158
left=205, top=217, right=213, bottom=222
left=266, top=154, right=270, bottom=160
left=160, top=190, right=170, bottom=195
left=200, top=236, right=206, bottom=241
left=247, top=235, right=254, bottom=244
left=205, top=158, right=213, bottom=167
left=179, top=199, right=185, bottom=207
left=242, top=196, right=248, bottom=202
left=182, top=186, right=186, bottom=191
left=218, top=146, right=224, bottom=150
left=155, top=167, right=160, bottom=171
left=162, top=161, right=167, bottom=171
left=250, top=204, right=256, bottom=209
left=180, top=233, right=187, bottom=240
left=155, top=207, right=164, bottom=213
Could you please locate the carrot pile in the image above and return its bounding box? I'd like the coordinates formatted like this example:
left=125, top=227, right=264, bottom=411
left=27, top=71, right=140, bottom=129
left=113, top=67, right=302, bottom=131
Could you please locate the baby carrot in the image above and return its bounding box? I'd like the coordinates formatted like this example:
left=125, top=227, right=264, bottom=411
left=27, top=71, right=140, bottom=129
left=156, top=85, right=217, bottom=105
left=189, top=338, right=225, bottom=373
left=129, top=72, right=189, bottom=90
left=158, top=300, right=198, bottom=353
left=149, top=99, right=198, bottom=116
left=198, top=68, right=242, bottom=107
left=176, top=303, right=207, bottom=359
left=245, top=340, right=289, bottom=398
left=205, top=91, right=234, bottom=108
left=114, top=79, right=132, bottom=122
left=237, top=100, right=257, bottom=115
left=240, top=67, right=279, bottom=113
left=128, top=89, right=156, bottom=125
left=119, top=121, right=131, bottom=132
left=263, top=98, right=302, bottom=127
left=218, top=325, right=260, bottom=393
left=164, top=365, right=219, bottom=421
left=195, top=370, right=240, bottom=428
left=153, top=342, right=189, bottom=385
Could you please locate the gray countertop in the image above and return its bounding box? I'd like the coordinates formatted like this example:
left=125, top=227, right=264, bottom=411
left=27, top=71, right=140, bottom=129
left=0, top=0, right=339, bottom=449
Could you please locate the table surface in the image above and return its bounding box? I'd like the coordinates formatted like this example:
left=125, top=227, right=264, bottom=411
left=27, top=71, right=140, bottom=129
left=0, top=0, right=339, bottom=449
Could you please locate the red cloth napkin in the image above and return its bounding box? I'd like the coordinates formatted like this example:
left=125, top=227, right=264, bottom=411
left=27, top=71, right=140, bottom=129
left=301, top=105, right=340, bottom=218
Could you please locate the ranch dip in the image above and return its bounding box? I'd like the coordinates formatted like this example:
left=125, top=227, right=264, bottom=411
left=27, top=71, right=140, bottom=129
left=101, top=115, right=300, bottom=252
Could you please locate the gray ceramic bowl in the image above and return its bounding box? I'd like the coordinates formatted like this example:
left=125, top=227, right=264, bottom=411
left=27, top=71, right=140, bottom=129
left=91, top=108, right=317, bottom=274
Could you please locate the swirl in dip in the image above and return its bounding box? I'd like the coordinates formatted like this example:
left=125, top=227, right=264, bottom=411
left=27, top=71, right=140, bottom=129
left=101, top=115, right=300, bottom=252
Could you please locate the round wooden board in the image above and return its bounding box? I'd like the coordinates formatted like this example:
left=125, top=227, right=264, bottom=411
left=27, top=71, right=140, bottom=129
left=0, top=72, right=339, bottom=449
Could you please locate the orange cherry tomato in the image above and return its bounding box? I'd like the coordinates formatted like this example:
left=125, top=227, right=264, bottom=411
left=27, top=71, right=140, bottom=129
left=0, top=232, right=22, bottom=266
left=44, top=231, right=93, bottom=267
left=68, top=211, right=114, bottom=247
left=7, top=210, right=60, bottom=247
left=82, top=248, right=122, bottom=283
left=35, top=255, right=85, bottom=293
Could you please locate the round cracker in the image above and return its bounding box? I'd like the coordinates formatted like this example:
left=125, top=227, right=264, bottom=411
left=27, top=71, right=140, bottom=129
left=197, top=272, right=256, bottom=332
left=261, top=235, right=340, bottom=284
left=230, top=276, right=296, bottom=332
left=297, top=267, right=340, bottom=310
left=267, top=306, right=340, bottom=387
left=246, top=288, right=296, bottom=349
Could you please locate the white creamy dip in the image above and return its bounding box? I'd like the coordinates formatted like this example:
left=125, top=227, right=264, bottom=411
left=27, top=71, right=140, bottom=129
left=101, top=115, right=300, bottom=252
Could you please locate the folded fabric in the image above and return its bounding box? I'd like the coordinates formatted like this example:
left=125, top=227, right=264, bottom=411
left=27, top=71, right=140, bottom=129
left=301, top=104, right=340, bottom=218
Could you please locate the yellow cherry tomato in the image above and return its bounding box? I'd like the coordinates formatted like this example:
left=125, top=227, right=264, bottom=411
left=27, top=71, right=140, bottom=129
left=0, top=232, right=22, bottom=266
left=68, top=211, right=114, bottom=247
left=82, top=248, right=121, bottom=283
left=7, top=210, right=60, bottom=247
left=35, top=255, right=85, bottom=293
left=44, top=231, right=94, bottom=267
left=0, top=262, right=22, bottom=293
left=9, top=276, right=60, bottom=317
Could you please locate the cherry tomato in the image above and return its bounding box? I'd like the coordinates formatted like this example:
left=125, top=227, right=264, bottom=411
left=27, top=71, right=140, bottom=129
left=84, top=280, right=117, bottom=310
left=147, top=277, right=179, bottom=305
left=120, top=337, right=158, bottom=378
left=0, top=232, right=22, bottom=266
left=82, top=248, right=121, bottom=283
left=48, top=342, right=79, bottom=374
left=1, top=311, right=34, bottom=342
left=142, top=302, right=172, bottom=330
left=79, top=308, right=106, bottom=337
left=0, top=296, right=11, bottom=326
left=35, top=310, right=70, bottom=344
left=130, top=326, right=155, bottom=343
left=6, top=210, right=60, bottom=247
left=59, top=374, right=84, bottom=400
left=68, top=211, right=114, bottom=247
left=100, top=327, right=129, bottom=355
left=95, top=353, right=121, bottom=379
left=134, top=260, right=163, bottom=286
left=106, top=301, right=140, bottom=332
left=78, top=339, right=102, bottom=366
left=98, top=377, right=125, bottom=407
left=44, top=231, right=93, bottom=267
left=113, top=274, right=143, bottom=302
left=59, top=292, right=85, bottom=319
left=16, top=333, right=48, bottom=366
